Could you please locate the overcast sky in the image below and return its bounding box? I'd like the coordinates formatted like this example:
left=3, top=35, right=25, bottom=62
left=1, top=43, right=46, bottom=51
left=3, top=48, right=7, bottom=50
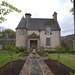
left=0, top=0, right=74, bottom=36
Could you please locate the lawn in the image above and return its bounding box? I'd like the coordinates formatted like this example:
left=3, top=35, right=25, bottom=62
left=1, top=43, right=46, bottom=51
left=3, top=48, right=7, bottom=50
left=47, top=53, right=75, bottom=70
left=0, top=50, right=8, bottom=52
left=0, top=53, right=20, bottom=68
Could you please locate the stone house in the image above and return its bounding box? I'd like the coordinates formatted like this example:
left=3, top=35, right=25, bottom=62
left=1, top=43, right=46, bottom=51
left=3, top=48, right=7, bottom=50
left=16, top=12, right=61, bottom=51
left=0, top=39, right=15, bottom=50
left=0, top=33, right=15, bottom=50
left=61, top=34, right=75, bottom=50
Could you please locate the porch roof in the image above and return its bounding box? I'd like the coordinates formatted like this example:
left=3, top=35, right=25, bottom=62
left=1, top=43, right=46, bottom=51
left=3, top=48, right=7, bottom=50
left=28, top=32, right=40, bottom=38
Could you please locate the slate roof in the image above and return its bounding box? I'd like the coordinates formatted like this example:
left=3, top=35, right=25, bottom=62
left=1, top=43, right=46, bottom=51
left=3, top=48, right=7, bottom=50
left=65, top=34, right=75, bottom=40
left=61, top=34, right=75, bottom=41
left=16, top=16, right=60, bottom=31
left=16, top=16, right=26, bottom=29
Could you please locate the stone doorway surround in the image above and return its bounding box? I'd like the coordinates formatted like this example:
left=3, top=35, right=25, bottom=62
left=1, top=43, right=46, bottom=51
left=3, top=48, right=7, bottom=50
left=27, top=32, right=40, bottom=51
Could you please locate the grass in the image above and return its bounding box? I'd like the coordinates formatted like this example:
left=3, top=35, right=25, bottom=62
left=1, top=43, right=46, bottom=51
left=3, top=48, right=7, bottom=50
left=0, top=34, right=3, bottom=36
left=0, top=50, right=8, bottom=52
left=47, top=53, right=75, bottom=70
left=0, top=53, right=20, bottom=68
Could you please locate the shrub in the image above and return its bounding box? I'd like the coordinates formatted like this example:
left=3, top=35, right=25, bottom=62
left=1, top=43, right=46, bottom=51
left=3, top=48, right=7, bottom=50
left=22, top=51, right=30, bottom=54
left=15, top=46, right=27, bottom=52
left=67, top=50, right=75, bottom=53
left=15, top=50, right=19, bottom=53
left=65, top=48, right=70, bottom=52
left=41, top=46, right=44, bottom=51
left=37, top=51, right=45, bottom=54
left=55, top=46, right=65, bottom=53
left=48, top=50, right=57, bottom=53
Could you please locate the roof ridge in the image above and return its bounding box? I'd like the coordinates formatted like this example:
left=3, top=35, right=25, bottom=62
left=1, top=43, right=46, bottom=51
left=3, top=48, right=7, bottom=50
left=31, top=18, right=53, bottom=20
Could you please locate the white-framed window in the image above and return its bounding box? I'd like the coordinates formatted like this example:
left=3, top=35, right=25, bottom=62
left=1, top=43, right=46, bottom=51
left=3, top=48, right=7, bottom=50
left=46, top=38, right=50, bottom=47
left=20, top=29, right=24, bottom=35
left=46, top=27, right=50, bottom=34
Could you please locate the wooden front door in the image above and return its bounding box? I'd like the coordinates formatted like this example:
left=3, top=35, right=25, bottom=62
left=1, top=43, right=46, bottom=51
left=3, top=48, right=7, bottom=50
left=30, top=40, right=37, bottom=51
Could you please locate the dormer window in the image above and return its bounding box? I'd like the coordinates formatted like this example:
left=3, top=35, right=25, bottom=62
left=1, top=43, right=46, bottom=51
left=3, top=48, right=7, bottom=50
left=20, top=29, right=24, bottom=35
left=46, top=27, right=51, bottom=34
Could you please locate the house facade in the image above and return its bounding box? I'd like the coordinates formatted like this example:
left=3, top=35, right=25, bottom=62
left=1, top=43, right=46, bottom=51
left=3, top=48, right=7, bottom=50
left=16, top=12, right=61, bottom=51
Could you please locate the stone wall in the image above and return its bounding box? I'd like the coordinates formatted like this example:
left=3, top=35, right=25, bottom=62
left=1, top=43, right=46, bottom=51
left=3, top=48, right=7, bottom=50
left=16, top=29, right=60, bottom=50
left=28, top=30, right=60, bottom=49
left=16, top=29, right=27, bottom=47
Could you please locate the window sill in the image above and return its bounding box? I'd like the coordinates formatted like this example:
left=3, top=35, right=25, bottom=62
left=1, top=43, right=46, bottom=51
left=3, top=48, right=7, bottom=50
left=46, top=46, right=50, bottom=47
left=45, top=33, right=52, bottom=35
left=20, top=34, right=24, bottom=35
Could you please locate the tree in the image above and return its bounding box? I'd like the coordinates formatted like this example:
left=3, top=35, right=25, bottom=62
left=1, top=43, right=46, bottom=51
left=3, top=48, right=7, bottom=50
left=2, top=29, right=16, bottom=39
left=0, top=29, right=16, bottom=39
left=0, top=1, right=21, bottom=23
left=70, top=0, right=73, bottom=14
left=70, top=0, right=75, bottom=34
left=4, top=44, right=15, bottom=68
left=55, top=46, right=65, bottom=69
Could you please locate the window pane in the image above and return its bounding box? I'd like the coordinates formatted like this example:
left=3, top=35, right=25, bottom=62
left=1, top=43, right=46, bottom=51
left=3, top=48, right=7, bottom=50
left=46, top=38, right=50, bottom=46
left=46, top=27, right=50, bottom=34
left=20, top=29, right=24, bottom=34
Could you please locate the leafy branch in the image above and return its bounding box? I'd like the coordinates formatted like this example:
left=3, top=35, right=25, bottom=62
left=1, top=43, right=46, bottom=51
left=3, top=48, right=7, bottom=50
left=0, top=1, right=21, bottom=23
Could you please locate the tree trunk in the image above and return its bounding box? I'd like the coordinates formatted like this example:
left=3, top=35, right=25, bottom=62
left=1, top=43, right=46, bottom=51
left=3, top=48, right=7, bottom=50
left=11, top=53, right=13, bottom=68
left=58, top=53, right=60, bottom=69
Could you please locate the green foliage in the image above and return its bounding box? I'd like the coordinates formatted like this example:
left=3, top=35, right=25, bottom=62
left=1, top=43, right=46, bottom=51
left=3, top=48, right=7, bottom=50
left=73, top=40, right=75, bottom=44
left=15, top=50, right=19, bottom=53
left=16, top=58, right=21, bottom=62
left=37, top=50, right=45, bottom=54
left=41, top=46, right=44, bottom=51
left=15, top=46, right=27, bottom=52
left=70, top=0, right=73, bottom=3
left=70, top=0, right=73, bottom=15
left=61, top=42, right=66, bottom=48
left=1, top=1, right=21, bottom=13
left=1, top=29, right=16, bottom=39
left=67, top=50, right=75, bottom=53
left=48, top=50, right=57, bottom=53
left=0, top=1, right=21, bottom=23
left=48, top=57, right=51, bottom=61
left=4, top=44, right=14, bottom=52
left=55, top=46, right=65, bottom=69
left=70, top=72, right=75, bottom=75
left=22, top=51, right=30, bottom=54
left=55, top=46, right=65, bottom=53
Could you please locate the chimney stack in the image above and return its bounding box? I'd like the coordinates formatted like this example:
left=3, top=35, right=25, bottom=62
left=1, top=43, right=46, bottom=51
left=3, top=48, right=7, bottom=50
left=25, top=13, right=31, bottom=20
left=53, top=12, right=57, bottom=21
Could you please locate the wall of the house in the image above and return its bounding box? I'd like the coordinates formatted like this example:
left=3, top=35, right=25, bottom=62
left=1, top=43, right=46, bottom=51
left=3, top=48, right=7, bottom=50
left=16, top=29, right=27, bottom=47
left=28, top=30, right=60, bottom=49
left=16, top=29, right=60, bottom=49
